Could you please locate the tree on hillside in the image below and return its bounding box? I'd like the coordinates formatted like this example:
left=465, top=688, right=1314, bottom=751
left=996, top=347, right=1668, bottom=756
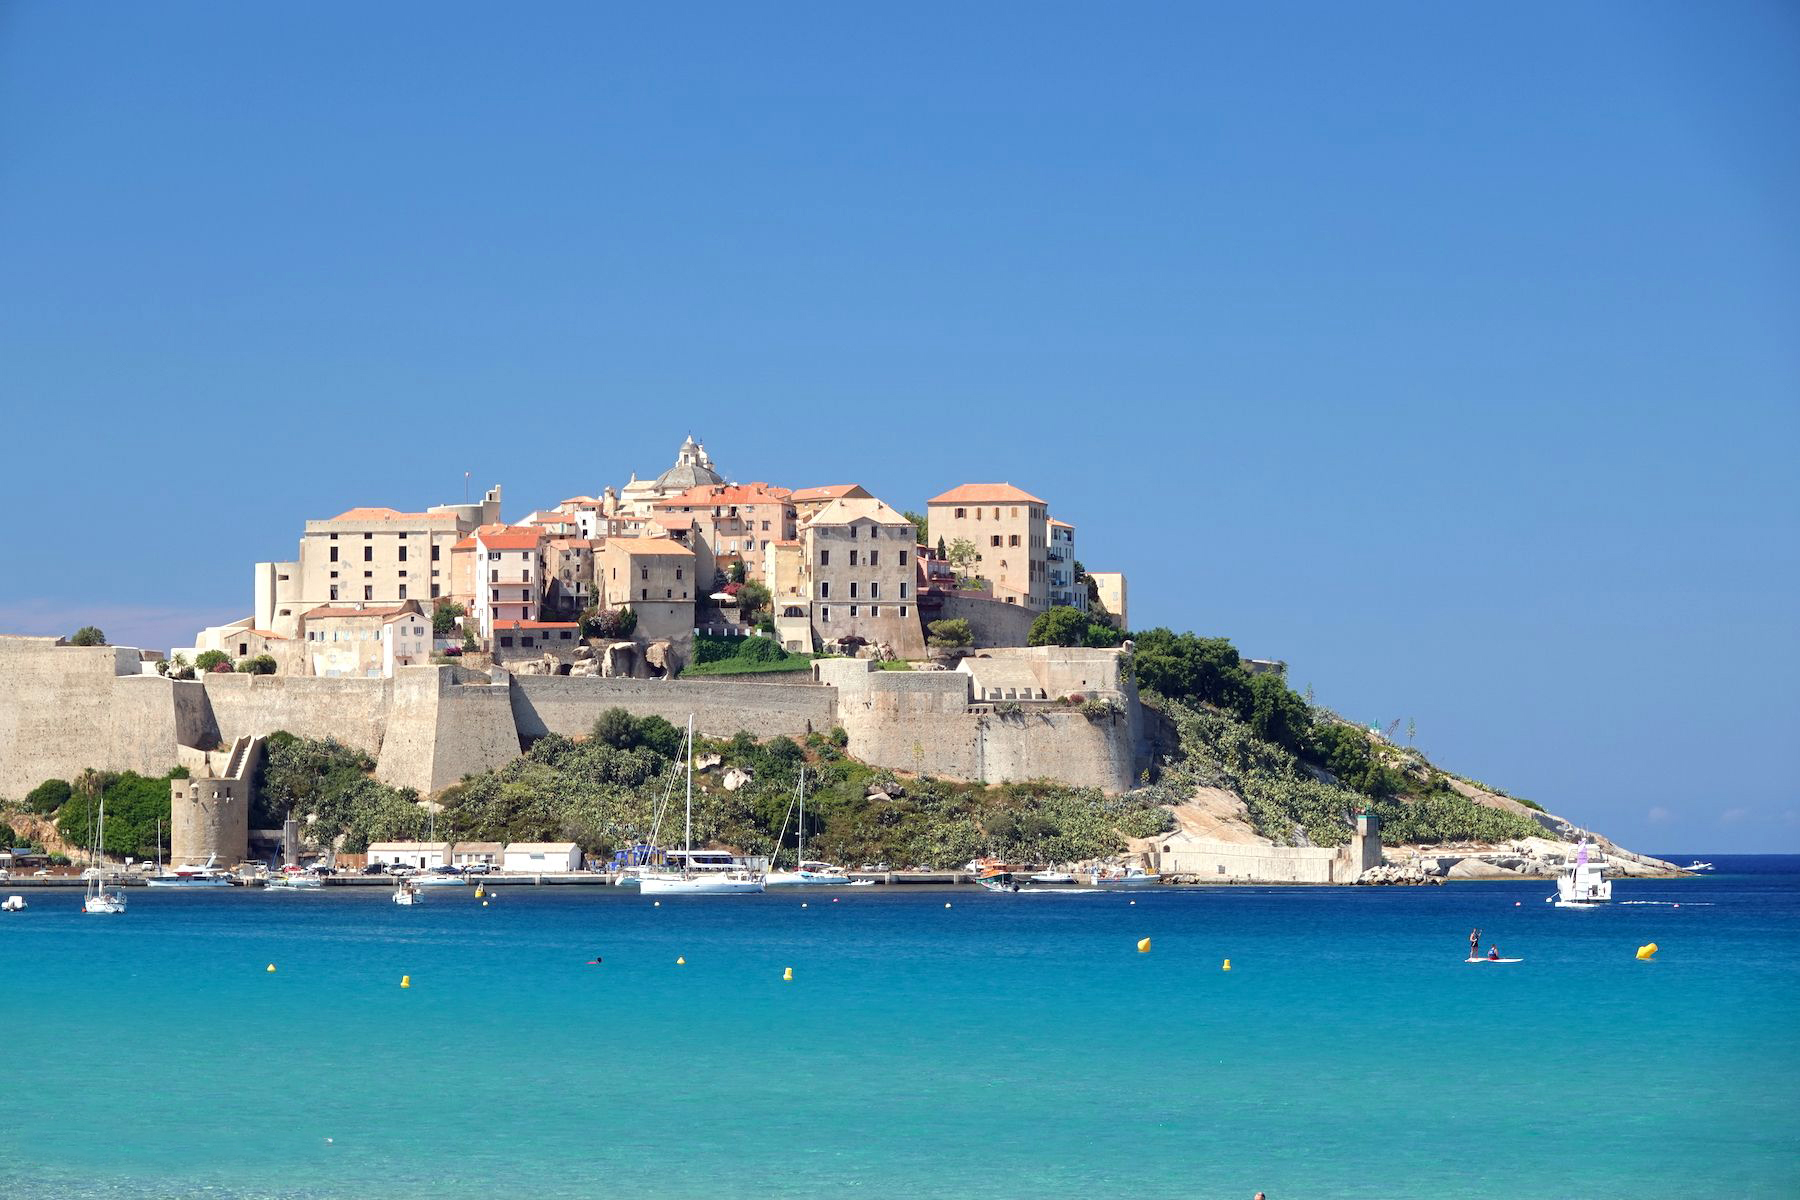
left=737, top=581, right=772, bottom=627
left=927, top=618, right=974, bottom=651
left=431, top=599, right=465, bottom=637
left=69, top=626, right=106, bottom=646
left=1248, top=671, right=1312, bottom=755
left=1129, top=629, right=1252, bottom=714
left=236, top=655, right=277, bottom=675
left=901, top=510, right=930, bottom=544
left=946, top=539, right=978, bottom=576
left=24, top=778, right=71, bottom=814
left=1028, top=605, right=1123, bottom=649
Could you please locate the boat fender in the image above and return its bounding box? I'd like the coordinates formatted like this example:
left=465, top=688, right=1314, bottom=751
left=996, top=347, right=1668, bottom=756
left=783, top=967, right=793, bottom=981
left=1636, top=943, right=1658, bottom=960
left=1137, top=938, right=1151, bottom=953
left=266, top=963, right=276, bottom=973
left=676, top=956, right=686, bottom=965
left=400, top=975, right=411, bottom=989
left=1222, top=959, right=1231, bottom=972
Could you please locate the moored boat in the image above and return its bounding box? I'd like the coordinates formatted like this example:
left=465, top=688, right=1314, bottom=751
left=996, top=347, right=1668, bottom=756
left=83, top=799, right=127, bottom=915
left=392, top=878, right=423, bottom=906
left=765, top=770, right=851, bottom=887
left=1552, top=840, right=1612, bottom=907
left=146, top=854, right=235, bottom=888
left=1088, top=864, right=1161, bottom=888
left=638, top=716, right=765, bottom=896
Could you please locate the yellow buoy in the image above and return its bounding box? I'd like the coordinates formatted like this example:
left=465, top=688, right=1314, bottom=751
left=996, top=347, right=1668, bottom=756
left=676, top=956, right=686, bottom=965
left=475, top=885, right=484, bottom=898
left=1636, top=943, right=1658, bottom=960
left=400, top=975, right=411, bottom=989
left=1222, top=959, right=1232, bottom=972
left=1137, top=937, right=1152, bottom=953
left=266, top=963, right=276, bottom=973
left=783, top=967, right=793, bottom=981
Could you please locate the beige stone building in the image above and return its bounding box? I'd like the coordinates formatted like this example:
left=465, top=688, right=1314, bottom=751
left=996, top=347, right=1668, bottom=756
left=790, top=484, right=872, bottom=524
left=253, top=486, right=500, bottom=638
left=926, top=483, right=1049, bottom=611
left=763, top=538, right=809, bottom=651
left=544, top=537, right=598, bottom=619
left=653, top=482, right=795, bottom=584
left=599, top=537, right=700, bottom=644
left=299, top=600, right=432, bottom=678
left=472, top=526, right=546, bottom=640
left=802, top=497, right=923, bottom=657
left=1088, top=571, right=1128, bottom=628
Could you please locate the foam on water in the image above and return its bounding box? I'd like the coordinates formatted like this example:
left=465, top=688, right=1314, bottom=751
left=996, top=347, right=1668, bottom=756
left=3, top=857, right=1797, bottom=1199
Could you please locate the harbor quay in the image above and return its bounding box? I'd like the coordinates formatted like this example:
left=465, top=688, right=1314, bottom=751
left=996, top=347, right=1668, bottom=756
left=1, top=869, right=979, bottom=889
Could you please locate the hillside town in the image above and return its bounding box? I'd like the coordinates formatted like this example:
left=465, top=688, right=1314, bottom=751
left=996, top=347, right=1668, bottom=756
left=172, top=436, right=1131, bottom=679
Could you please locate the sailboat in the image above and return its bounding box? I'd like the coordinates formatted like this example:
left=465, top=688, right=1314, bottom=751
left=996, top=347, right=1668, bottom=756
left=765, top=769, right=850, bottom=887
left=639, top=716, right=764, bottom=896
left=83, top=798, right=127, bottom=915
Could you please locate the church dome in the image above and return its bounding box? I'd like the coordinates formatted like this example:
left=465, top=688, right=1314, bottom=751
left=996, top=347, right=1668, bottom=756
left=653, top=436, right=724, bottom=491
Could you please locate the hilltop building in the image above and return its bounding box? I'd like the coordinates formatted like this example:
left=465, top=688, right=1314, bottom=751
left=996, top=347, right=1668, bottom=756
left=1047, top=518, right=1085, bottom=611
left=619, top=436, right=726, bottom=515
left=790, top=484, right=872, bottom=524
left=926, top=484, right=1049, bottom=611
left=1088, top=571, right=1128, bottom=629
left=300, top=600, right=432, bottom=678
left=599, top=536, right=700, bottom=647
left=800, top=497, right=923, bottom=657
left=652, top=482, right=796, bottom=584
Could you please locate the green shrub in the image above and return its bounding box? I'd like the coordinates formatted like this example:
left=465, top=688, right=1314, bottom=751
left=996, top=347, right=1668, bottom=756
left=927, top=618, right=973, bottom=651
left=69, top=626, right=107, bottom=647
left=194, top=650, right=232, bottom=673
left=24, top=779, right=71, bottom=814
left=237, top=654, right=278, bottom=675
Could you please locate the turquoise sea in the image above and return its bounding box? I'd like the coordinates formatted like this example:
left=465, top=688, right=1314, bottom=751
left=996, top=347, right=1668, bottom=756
left=3, top=858, right=1796, bottom=1199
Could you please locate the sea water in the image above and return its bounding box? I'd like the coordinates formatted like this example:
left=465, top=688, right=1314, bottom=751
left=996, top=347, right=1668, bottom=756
left=2, top=858, right=1796, bottom=1199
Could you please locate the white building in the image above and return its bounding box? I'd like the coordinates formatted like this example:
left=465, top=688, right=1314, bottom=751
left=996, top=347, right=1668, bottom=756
left=1046, top=518, right=1085, bottom=611
left=502, top=842, right=583, bottom=873
left=365, top=841, right=450, bottom=870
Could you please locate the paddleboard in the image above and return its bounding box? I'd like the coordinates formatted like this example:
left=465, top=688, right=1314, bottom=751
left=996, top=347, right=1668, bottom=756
left=1465, top=957, right=1523, bottom=964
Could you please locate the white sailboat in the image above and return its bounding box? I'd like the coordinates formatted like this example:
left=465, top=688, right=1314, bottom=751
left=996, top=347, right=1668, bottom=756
left=83, top=798, right=127, bottom=915
left=765, top=768, right=850, bottom=887
left=639, top=717, right=764, bottom=896
left=1552, top=839, right=1612, bottom=907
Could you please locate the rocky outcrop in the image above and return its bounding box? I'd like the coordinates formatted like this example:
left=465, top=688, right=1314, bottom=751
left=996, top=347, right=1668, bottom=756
left=1356, top=864, right=1442, bottom=886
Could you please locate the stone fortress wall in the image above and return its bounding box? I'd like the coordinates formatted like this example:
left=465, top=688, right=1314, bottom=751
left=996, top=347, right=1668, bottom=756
left=0, top=635, right=1147, bottom=800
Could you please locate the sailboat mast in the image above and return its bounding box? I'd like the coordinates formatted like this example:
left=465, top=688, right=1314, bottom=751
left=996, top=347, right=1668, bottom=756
left=798, top=767, right=805, bottom=867
left=683, top=714, right=694, bottom=878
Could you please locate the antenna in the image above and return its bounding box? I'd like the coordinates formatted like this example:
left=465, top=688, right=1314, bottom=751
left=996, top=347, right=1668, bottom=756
left=464, top=471, right=470, bottom=502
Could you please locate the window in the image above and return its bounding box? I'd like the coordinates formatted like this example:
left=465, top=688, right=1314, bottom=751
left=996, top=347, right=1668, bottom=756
left=330, top=570, right=339, bottom=579
left=870, top=582, right=880, bottom=599
left=491, top=571, right=499, bottom=583
left=819, top=582, right=830, bottom=599
left=899, top=582, right=908, bottom=599
left=640, top=567, right=648, bottom=581
left=398, top=585, right=408, bottom=600
left=398, top=546, right=408, bottom=562
left=491, top=590, right=499, bottom=602
left=364, top=546, right=373, bottom=562
left=848, top=550, right=858, bottom=566
left=1010, top=507, right=1018, bottom=517
left=329, top=533, right=338, bottom=540
left=954, top=507, right=966, bottom=519
left=849, top=605, right=858, bottom=617
left=364, top=570, right=372, bottom=578
left=871, top=605, right=881, bottom=618
left=560, top=631, right=572, bottom=640
left=899, top=549, right=909, bottom=566
left=431, top=545, right=440, bottom=561
left=761, top=520, right=769, bottom=531
left=991, top=535, right=1002, bottom=547
left=820, top=606, right=830, bottom=623
left=1009, top=535, right=1020, bottom=547
left=640, top=588, right=648, bottom=601
left=329, top=586, right=339, bottom=601
left=869, top=550, right=879, bottom=566
left=676, top=567, right=683, bottom=580
left=666, top=589, right=672, bottom=599
left=900, top=605, right=908, bottom=618
left=820, top=550, right=829, bottom=567
left=992, top=508, right=1000, bottom=519
left=398, top=570, right=408, bottom=578
left=849, top=582, right=858, bottom=598
left=329, top=546, right=339, bottom=563
left=500, top=636, right=514, bottom=648
left=363, top=586, right=373, bottom=600
left=431, top=585, right=440, bottom=598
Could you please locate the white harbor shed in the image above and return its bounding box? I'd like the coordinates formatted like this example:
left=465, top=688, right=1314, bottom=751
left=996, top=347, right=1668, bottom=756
left=502, top=842, right=582, bottom=873
left=366, top=841, right=450, bottom=870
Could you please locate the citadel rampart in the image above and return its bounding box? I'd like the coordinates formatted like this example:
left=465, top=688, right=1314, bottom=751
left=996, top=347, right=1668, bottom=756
left=0, top=635, right=1146, bottom=800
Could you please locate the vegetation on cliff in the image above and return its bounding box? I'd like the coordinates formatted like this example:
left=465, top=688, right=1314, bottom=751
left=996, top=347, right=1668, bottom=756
left=49, top=768, right=186, bottom=858
left=254, top=732, right=427, bottom=851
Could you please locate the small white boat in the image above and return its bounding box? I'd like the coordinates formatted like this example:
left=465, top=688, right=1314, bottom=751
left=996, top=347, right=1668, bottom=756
left=1089, top=864, right=1161, bottom=888
left=411, top=872, right=469, bottom=887
left=638, top=716, right=765, bottom=897
left=83, top=799, right=128, bottom=915
left=1552, top=840, right=1612, bottom=907
left=2, top=896, right=26, bottom=912
left=1030, top=870, right=1076, bottom=885
left=265, top=872, right=323, bottom=891
left=765, top=773, right=853, bottom=887
left=146, top=854, right=235, bottom=889
left=1685, top=861, right=1715, bottom=872
left=392, top=879, right=423, bottom=906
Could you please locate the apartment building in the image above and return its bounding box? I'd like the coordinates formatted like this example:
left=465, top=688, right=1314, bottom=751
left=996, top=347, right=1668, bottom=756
left=790, top=484, right=872, bottom=525
left=1088, top=571, right=1128, bottom=629
left=598, top=537, right=700, bottom=644
left=803, top=498, right=923, bottom=657
left=652, top=482, right=796, bottom=584
left=543, top=537, right=598, bottom=619
left=926, top=484, right=1049, bottom=611
left=473, top=526, right=546, bottom=640
left=1046, top=518, right=1086, bottom=611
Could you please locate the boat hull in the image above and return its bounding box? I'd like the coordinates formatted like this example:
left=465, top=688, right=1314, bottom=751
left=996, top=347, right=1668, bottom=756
left=639, top=875, right=765, bottom=895
left=145, top=877, right=234, bottom=888
left=764, top=871, right=851, bottom=887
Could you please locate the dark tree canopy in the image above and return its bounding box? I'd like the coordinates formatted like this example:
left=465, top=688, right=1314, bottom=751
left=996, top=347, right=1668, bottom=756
left=69, top=626, right=106, bottom=646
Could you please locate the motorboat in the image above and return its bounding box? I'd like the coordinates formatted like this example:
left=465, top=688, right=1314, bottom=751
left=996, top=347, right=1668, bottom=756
left=265, top=871, right=323, bottom=891
left=975, top=868, right=1082, bottom=893
left=412, top=870, right=469, bottom=887
left=392, top=878, right=423, bottom=906
left=1030, top=870, right=1076, bottom=885
left=1685, top=860, right=1715, bottom=872
left=1552, top=840, right=1612, bottom=907
left=2, top=896, right=25, bottom=912
left=765, top=771, right=852, bottom=887
left=146, top=854, right=235, bottom=888
left=638, top=716, right=765, bottom=897
left=1088, top=864, right=1162, bottom=888
left=82, top=799, right=128, bottom=915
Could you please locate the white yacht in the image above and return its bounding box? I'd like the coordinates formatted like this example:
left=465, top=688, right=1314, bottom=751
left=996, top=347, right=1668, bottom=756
left=639, top=717, right=764, bottom=896
left=1089, top=864, right=1161, bottom=888
left=765, top=770, right=851, bottom=887
left=1684, top=860, right=1715, bottom=872
left=83, top=800, right=128, bottom=915
left=146, top=853, right=235, bottom=888
left=1553, top=840, right=1612, bottom=907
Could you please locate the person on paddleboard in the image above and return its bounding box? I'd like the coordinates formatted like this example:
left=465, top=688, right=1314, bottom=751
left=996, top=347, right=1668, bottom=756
left=1469, top=928, right=1481, bottom=960
left=1487, top=944, right=1500, bottom=960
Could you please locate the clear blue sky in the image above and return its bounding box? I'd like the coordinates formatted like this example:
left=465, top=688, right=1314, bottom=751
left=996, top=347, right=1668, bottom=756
left=2, top=2, right=1795, bottom=852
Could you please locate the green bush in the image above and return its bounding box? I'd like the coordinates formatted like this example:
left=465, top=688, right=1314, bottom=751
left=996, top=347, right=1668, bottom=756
left=927, top=618, right=973, bottom=650
left=237, top=655, right=278, bottom=675
left=432, top=599, right=466, bottom=637
left=69, top=626, right=106, bottom=647
left=24, top=778, right=71, bottom=814
left=56, top=769, right=180, bottom=859
left=1028, top=606, right=1122, bottom=649
left=194, top=650, right=232, bottom=673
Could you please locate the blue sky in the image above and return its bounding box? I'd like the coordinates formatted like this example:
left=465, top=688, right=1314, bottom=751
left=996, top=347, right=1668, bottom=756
left=2, top=2, right=1795, bottom=851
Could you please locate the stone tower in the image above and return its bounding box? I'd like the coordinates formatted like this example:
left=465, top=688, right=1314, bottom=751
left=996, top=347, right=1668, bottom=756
left=170, top=735, right=262, bottom=866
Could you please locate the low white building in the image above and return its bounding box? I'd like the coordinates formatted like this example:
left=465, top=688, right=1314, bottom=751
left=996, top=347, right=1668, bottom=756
left=448, top=842, right=503, bottom=868
left=366, top=841, right=450, bottom=870
left=502, top=842, right=582, bottom=873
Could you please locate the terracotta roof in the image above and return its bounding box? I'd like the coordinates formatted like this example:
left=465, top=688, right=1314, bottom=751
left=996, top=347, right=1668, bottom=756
left=558, top=496, right=600, bottom=506
left=927, top=483, right=1046, bottom=506
left=452, top=537, right=477, bottom=551
left=790, top=484, right=867, bottom=502
left=653, top=482, right=793, bottom=509
left=807, top=497, right=912, bottom=528
left=604, top=537, right=698, bottom=557
left=477, top=527, right=545, bottom=551
left=323, top=506, right=458, bottom=525
left=650, top=515, right=696, bottom=529
left=1047, top=517, right=1074, bottom=529
left=301, top=602, right=423, bottom=621
left=493, top=620, right=580, bottom=630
